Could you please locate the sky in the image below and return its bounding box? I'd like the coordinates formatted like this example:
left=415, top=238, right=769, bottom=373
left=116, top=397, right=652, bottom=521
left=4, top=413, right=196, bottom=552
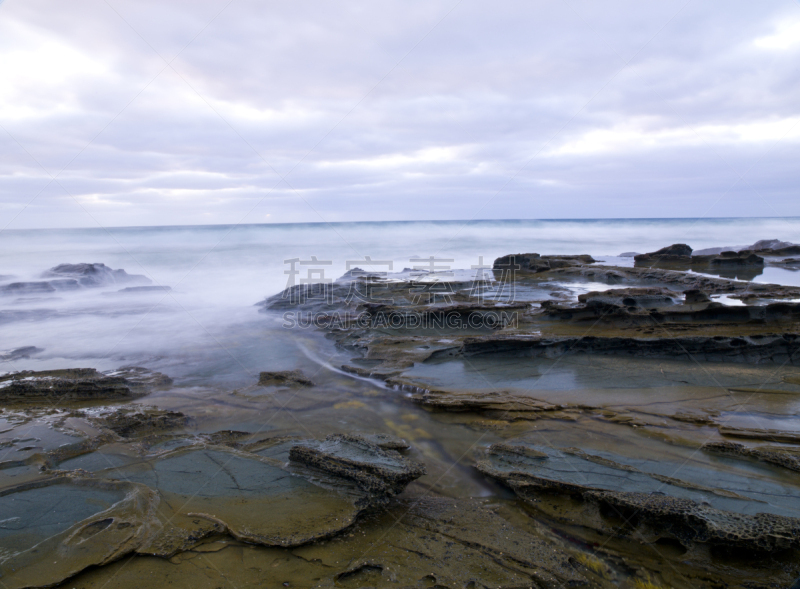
left=0, top=0, right=799, bottom=229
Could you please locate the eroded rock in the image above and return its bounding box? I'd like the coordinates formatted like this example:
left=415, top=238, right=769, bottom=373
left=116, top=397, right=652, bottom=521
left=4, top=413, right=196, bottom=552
left=1, top=433, right=428, bottom=588
left=289, top=434, right=426, bottom=502
left=477, top=441, right=800, bottom=552
left=95, top=408, right=190, bottom=438
left=703, top=440, right=800, bottom=473
left=0, top=367, right=172, bottom=404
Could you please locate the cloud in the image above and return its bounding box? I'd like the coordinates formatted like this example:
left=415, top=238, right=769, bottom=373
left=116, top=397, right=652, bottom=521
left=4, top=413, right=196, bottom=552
left=0, top=0, right=798, bottom=228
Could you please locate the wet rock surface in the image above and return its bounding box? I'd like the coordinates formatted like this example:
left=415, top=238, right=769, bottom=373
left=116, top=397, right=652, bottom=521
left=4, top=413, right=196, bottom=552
left=478, top=441, right=800, bottom=552
left=52, top=497, right=594, bottom=589
left=0, top=366, right=172, bottom=404
left=95, top=408, right=190, bottom=437
left=6, top=240, right=800, bottom=588
left=0, top=433, right=426, bottom=588
left=703, top=440, right=800, bottom=473
left=289, top=434, right=426, bottom=502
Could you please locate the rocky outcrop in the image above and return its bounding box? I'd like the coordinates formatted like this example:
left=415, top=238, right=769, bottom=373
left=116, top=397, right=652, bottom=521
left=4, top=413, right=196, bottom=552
left=433, top=333, right=800, bottom=364
left=634, top=243, right=693, bottom=263
left=0, top=264, right=152, bottom=297
left=42, top=263, right=151, bottom=287
left=96, top=409, right=190, bottom=437
left=577, top=287, right=677, bottom=309
left=702, top=441, right=800, bottom=473
left=0, top=280, right=77, bottom=295
left=289, top=434, right=426, bottom=502
left=545, top=263, right=800, bottom=299
left=477, top=441, right=800, bottom=552
left=492, top=253, right=595, bottom=273
left=0, top=366, right=172, bottom=404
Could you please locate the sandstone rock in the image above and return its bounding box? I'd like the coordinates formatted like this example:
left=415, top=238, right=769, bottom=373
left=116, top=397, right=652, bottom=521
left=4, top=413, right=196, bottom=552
left=702, top=441, right=800, bottom=473
left=289, top=434, right=426, bottom=502
left=477, top=441, right=800, bottom=552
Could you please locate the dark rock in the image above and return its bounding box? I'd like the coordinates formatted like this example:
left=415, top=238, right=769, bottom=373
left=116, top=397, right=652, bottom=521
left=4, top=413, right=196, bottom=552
left=0, top=366, right=172, bottom=404
left=691, top=251, right=764, bottom=267
left=0, top=281, right=58, bottom=296
left=577, top=287, right=677, bottom=309
left=493, top=253, right=595, bottom=273
left=751, top=239, right=796, bottom=251
left=435, top=333, right=800, bottom=365
left=683, top=289, right=711, bottom=304
left=97, top=409, right=189, bottom=437
left=634, top=243, right=693, bottom=263
left=42, top=263, right=151, bottom=287
left=258, top=369, right=314, bottom=387
left=289, top=434, right=426, bottom=501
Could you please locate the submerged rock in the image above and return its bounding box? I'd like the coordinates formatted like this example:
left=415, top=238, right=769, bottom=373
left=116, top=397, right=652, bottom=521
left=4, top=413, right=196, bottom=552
left=257, top=369, right=315, bottom=387
left=0, top=366, right=172, bottom=404
left=0, top=434, right=427, bottom=588
left=0, top=474, right=160, bottom=589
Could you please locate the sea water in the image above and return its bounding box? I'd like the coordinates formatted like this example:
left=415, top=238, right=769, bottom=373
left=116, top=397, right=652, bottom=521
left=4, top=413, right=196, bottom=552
left=0, top=217, right=798, bottom=378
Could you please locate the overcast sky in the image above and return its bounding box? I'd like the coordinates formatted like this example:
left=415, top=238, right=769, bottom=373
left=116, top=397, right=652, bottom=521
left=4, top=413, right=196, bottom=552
left=1, top=0, right=799, bottom=228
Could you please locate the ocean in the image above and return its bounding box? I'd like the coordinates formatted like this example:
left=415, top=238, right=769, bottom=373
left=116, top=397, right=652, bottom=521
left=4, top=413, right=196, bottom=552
left=1, top=217, right=798, bottom=380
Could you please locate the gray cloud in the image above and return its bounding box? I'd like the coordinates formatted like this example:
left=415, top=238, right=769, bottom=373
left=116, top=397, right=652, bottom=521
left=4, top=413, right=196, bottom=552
left=1, top=0, right=799, bottom=228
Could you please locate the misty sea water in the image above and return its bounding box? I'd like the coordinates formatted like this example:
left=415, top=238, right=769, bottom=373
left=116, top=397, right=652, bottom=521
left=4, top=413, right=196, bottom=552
left=0, top=217, right=798, bottom=379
